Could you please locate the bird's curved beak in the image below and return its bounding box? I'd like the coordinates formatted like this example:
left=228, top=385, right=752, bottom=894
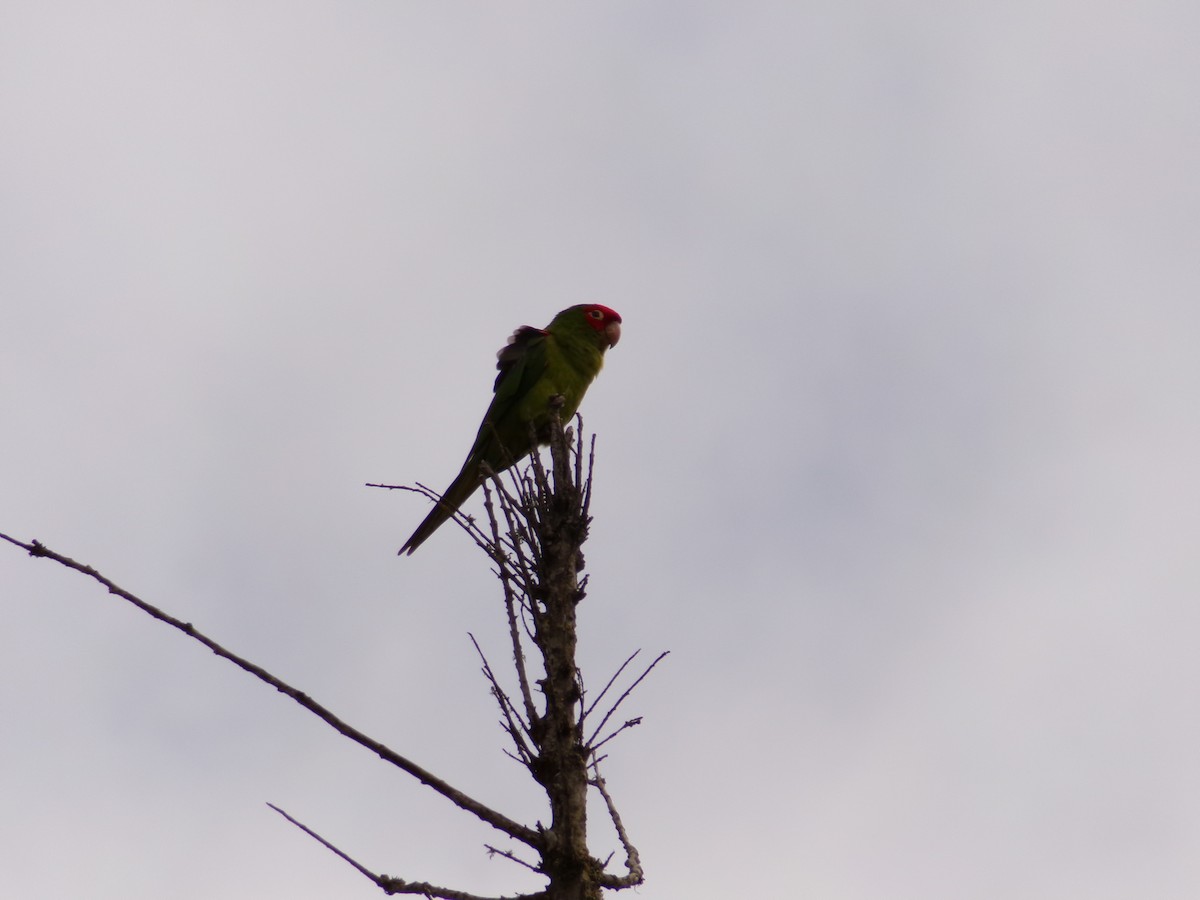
left=605, top=321, right=621, bottom=348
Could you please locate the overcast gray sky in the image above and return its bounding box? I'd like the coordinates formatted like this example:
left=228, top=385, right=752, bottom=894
left=3, top=2, right=1199, bottom=898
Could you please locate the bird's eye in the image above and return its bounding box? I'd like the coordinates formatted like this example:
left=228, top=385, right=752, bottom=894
left=588, top=309, right=603, bottom=319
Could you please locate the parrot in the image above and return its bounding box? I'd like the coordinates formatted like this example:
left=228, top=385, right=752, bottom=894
left=399, top=303, right=622, bottom=555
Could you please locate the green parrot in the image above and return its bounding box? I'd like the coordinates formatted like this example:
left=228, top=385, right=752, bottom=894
left=399, top=303, right=623, bottom=555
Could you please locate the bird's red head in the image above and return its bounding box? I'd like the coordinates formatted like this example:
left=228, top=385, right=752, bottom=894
left=579, top=304, right=622, bottom=348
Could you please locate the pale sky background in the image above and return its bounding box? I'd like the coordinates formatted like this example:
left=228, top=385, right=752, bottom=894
left=3, top=2, right=1199, bottom=898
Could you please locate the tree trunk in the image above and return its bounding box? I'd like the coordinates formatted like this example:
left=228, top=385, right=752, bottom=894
left=530, top=419, right=600, bottom=900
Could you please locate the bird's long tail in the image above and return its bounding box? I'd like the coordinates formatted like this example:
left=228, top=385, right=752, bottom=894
left=398, top=461, right=484, bottom=556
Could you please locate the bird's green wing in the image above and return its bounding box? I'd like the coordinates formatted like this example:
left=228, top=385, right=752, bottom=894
left=468, top=325, right=550, bottom=467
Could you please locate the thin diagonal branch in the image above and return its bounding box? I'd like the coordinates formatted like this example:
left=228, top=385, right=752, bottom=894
left=590, top=717, right=643, bottom=754
left=469, top=632, right=534, bottom=766
left=511, top=481, right=547, bottom=576
left=580, top=650, right=641, bottom=727
left=481, top=483, right=538, bottom=728
left=585, top=651, right=670, bottom=750
left=2, top=532, right=541, bottom=850
left=489, top=468, right=537, bottom=568
left=379, top=482, right=501, bottom=560
left=267, top=804, right=545, bottom=900
left=267, top=802, right=379, bottom=884
left=484, top=843, right=543, bottom=874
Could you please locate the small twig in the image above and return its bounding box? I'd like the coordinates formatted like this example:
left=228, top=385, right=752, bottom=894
left=513, top=481, right=547, bottom=579
left=571, top=416, right=585, bottom=496
left=480, top=469, right=527, bottom=563
left=546, top=403, right=572, bottom=496
left=483, top=475, right=540, bottom=650
left=481, top=484, right=539, bottom=729
left=580, top=650, right=641, bottom=727
left=579, top=433, right=596, bottom=525
left=586, top=651, right=670, bottom=750
left=485, top=843, right=543, bottom=874
left=590, top=717, right=643, bottom=754
left=371, top=482, right=502, bottom=561
left=480, top=480, right=516, bottom=568
left=469, top=633, right=534, bottom=765
left=489, top=469, right=544, bottom=610
left=267, top=803, right=379, bottom=884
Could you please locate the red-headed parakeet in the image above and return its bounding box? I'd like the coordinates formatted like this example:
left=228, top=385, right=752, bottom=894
left=399, top=303, right=622, bottom=555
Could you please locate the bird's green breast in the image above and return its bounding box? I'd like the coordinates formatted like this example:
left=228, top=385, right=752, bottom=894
left=518, top=332, right=604, bottom=424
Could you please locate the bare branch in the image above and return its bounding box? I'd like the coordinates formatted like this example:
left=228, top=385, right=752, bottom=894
left=580, top=650, right=641, bottom=727
left=7, top=408, right=660, bottom=899
left=585, top=651, right=670, bottom=751
left=2, top=533, right=541, bottom=850
left=588, top=766, right=644, bottom=890
left=369, top=482, right=503, bottom=562
left=485, top=843, right=543, bottom=874
left=469, top=633, right=534, bottom=766
left=481, top=483, right=538, bottom=729
left=0, top=531, right=30, bottom=552
left=268, top=801, right=546, bottom=900
left=266, top=802, right=379, bottom=884
left=572, top=418, right=585, bottom=494
left=589, top=717, right=643, bottom=755
left=486, top=467, right=534, bottom=563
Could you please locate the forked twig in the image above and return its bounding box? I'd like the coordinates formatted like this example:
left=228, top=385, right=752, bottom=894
left=580, top=650, right=641, bottom=727
left=469, top=632, right=534, bottom=766
left=585, top=651, right=670, bottom=750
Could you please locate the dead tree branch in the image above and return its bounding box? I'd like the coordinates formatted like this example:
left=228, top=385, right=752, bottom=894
left=0, top=531, right=539, bottom=850
left=268, top=803, right=545, bottom=900
left=5, top=407, right=663, bottom=899
left=588, top=766, right=643, bottom=890
left=585, top=652, right=670, bottom=751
